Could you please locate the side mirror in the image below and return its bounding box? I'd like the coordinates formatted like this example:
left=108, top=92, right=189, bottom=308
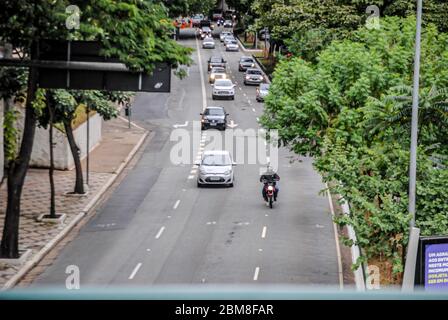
left=226, top=113, right=229, bottom=116
left=232, top=162, right=237, bottom=166
left=200, top=113, right=203, bottom=115
left=194, top=161, right=201, bottom=166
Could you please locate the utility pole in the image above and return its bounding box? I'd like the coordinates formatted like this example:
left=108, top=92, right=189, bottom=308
left=86, top=104, right=90, bottom=185
left=402, top=0, right=423, bottom=292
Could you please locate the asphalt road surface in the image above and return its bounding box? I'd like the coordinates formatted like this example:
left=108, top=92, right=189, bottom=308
left=33, top=27, right=341, bottom=288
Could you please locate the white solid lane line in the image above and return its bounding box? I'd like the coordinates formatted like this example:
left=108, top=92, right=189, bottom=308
left=253, top=267, right=260, bottom=281
left=173, top=200, right=180, bottom=210
left=155, top=226, right=165, bottom=239
left=195, top=37, right=207, bottom=111
left=128, top=263, right=142, bottom=280
left=261, top=226, right=267, bottom=238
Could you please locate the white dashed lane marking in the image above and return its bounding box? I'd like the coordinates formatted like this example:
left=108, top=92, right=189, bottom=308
left=253, top=267, right=260, bottom=281
left=155, top=226, right=165, bottom=239
left=261, top=226, right=267, bottom=239
left=128, top=263, right=142, bottom=280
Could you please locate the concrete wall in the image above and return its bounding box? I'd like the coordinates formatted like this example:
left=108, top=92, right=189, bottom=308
left=0, top=100, right=4, bottom=181
left=29, top=113, right=102, bottom=170
left=14, top=105, right=102, bottom=170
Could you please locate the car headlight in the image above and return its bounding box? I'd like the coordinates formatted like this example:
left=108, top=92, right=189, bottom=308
left=211, top=75, right=215, bottom=79
left=251, top=63, right=255, bottom=67
left=246, top=75, right=250, bottom=80
left=224, top=170, right=231, bottom=175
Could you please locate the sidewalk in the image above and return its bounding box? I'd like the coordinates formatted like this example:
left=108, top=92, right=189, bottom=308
left=0, top=116, right=148, bottom=289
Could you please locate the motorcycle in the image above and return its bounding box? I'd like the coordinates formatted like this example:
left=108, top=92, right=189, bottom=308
left=262, top=179, right=278, bottom=209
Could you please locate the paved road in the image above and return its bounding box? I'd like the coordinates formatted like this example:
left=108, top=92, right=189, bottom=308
left=33, top=28, right=340, bottom=288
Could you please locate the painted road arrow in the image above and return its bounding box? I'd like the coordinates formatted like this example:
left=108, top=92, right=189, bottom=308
left=173, top=121, right=189, bottom=128
left=227, top=120, right=238, bottom=128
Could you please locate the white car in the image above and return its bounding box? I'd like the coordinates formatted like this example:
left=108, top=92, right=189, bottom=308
left=223, top=36, right=236, bottom=47
left=220, top=31, right=233, bottom=42
left=225, top=40, right=239, bottom=51
left=202, top=37, right=215, bottom=49
left=212, top=79, right=236, bottom=100
left=191, top=14, right=204, bottom=27
left=196, top=150, right=235, bottom=187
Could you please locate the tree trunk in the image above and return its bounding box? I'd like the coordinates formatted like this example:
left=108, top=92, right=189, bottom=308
left=0, top=66, right=38, bottom=258
left=47, top=94, right=56, bottom=218
left=63, top=120, right=84, bottom=194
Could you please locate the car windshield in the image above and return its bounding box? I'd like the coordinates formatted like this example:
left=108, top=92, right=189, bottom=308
left=210, top=57, right=222, bottom=63
left=248, top=69, right=262, bottom=75
left=241, top=58, right=254, bottom=63
left=202, top=27, right=211, bottom=32
left=202, top=154, right=231, bottom=166
left=214, top=79, right=232, bottom=87
left=260, top=84, right=270, bottom=90
left=205, top=108, right=224, bottom=116
left=229, top=41, right=237, bottom=45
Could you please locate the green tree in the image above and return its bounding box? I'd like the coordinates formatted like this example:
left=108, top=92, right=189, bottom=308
left=0, top=0, right=193, bottom=259
left=260, top=16, right=448, bottom=279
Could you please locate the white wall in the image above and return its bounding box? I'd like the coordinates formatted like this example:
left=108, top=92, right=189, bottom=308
left=29, top=113, right=102, bottom=170
left=13, top=105, right=102, bottom=170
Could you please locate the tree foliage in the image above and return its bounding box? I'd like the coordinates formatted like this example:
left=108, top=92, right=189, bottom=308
left=261, top=16, right=448, bottom=276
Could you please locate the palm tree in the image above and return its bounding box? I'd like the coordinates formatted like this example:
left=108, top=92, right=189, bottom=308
left=362, top=84, right=448, bottom=138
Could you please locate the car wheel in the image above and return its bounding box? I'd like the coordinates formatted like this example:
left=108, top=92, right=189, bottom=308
left=197, top=182, right=202, bottom=188
left=228, top=182, right=234, bottom=187
left=231, top=96, right=235, bottom=100
left=212, top=95, right=216, bottom=100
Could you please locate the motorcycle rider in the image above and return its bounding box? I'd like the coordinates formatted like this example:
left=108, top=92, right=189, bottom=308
left=260, top=167, right=280, bottom=204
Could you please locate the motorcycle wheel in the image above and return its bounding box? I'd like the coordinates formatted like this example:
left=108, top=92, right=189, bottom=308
left=269, top=197, right=273, bottom=209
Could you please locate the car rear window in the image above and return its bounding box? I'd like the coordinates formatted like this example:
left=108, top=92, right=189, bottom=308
left=241, top=58, right=254, bottom=62
left=210, top=57, right=222, bottom=63
left=202, top=154, right=231, bottom=166
left=205, top=108, right=224, bottom=115
left=214, top=79, right=232, bottom=86
left=247, top=69, right=262, bottom=74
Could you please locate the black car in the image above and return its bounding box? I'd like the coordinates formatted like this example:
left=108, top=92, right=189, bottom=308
left=200, top=106, right=228, bottom=130
left=208, top=55, right=227, bottom=71
left=200, top=19, right=214, bottom=30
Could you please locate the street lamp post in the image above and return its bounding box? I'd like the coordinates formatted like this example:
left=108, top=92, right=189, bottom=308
left=402, top=0, right=423, bottom=291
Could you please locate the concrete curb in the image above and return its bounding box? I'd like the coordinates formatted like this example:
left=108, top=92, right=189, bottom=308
left=1, top=127, right=149, bottom=290
left=340, top=198, right=366, bottom=291
left=235, top=35, right=263, bottom=53
left=325, top=185, right=344, bottom=290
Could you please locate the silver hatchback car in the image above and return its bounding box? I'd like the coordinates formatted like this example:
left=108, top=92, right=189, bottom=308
left=196, top=150, right=235, bottom=187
